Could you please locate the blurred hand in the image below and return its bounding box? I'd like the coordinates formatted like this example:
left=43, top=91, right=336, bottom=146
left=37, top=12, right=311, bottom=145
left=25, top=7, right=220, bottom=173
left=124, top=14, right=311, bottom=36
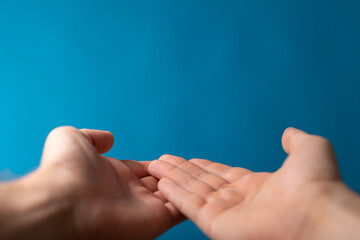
left=149, top=127, right=360, bottom=240
left=0, top=127, right=182, bottom=240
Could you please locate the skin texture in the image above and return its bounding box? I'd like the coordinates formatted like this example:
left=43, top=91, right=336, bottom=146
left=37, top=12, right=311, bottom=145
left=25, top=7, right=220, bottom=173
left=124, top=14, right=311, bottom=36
left=149, top=127, right=360, bottom=240
left=1, top=126, right=360, bottom=239
left=0, top=126, right=182, bottom=240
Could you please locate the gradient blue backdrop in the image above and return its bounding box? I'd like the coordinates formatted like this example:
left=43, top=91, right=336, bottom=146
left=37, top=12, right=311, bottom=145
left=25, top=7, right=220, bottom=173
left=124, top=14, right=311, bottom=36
left=0, top=1, right=359, bottom=239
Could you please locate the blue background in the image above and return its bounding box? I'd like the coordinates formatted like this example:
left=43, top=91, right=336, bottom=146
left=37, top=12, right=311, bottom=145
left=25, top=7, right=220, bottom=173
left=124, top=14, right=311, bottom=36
left=0, top=1, right=359, bottom=239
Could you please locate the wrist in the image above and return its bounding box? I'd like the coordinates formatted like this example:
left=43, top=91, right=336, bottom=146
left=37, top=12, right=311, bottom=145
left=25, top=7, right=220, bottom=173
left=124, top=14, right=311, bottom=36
left=301, top=182, right=360, bottom=240
left=0, top=169, right=77, bottom=240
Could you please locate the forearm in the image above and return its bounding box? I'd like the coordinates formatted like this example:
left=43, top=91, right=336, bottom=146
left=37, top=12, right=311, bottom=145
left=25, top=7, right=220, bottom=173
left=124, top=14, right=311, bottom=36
left=0, top=170, right=75, bottom=240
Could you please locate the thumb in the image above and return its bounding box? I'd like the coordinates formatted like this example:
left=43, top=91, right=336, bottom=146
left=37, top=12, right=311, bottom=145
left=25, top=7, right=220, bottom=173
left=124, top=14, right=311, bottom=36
left=40, top=126, right=114, bottom=167
left=79, top=128, right=114, bottom=154
left=280, top=127, right=341, bottom=181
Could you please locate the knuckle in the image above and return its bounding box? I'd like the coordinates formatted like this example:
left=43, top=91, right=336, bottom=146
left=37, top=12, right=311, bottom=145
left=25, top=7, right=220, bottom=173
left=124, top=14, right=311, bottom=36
left=312, top=135, right=333, bottom=150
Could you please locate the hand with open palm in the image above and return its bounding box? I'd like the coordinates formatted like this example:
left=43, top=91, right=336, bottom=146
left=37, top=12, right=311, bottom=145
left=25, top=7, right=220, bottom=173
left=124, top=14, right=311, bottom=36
left=1, top=126, right=182, bottom=240
left=149, top=127, right=360, bottom=240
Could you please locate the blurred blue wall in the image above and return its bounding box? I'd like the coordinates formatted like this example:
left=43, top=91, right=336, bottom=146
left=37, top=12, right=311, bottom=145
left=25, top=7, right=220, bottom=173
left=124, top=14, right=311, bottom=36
left=0, top=1, right=359, bottom=239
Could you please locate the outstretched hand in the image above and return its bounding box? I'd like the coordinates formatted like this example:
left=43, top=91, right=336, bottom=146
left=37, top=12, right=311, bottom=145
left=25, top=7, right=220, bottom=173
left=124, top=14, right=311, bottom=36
left=2, top=127, right=360, bottom=240
left=1, top=127, right=182, bottom=240
left=149, top=127, right=360, bottom=240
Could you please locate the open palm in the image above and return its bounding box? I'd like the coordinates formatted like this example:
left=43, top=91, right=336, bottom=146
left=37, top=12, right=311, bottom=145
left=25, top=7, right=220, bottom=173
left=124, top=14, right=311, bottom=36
left=39, top=127, right=182, bottom=240
left=149, top=128, right=343, bottom=240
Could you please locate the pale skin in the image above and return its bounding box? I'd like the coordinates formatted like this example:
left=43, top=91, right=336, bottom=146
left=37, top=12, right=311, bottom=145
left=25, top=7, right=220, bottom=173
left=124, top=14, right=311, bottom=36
left=0, top=127, right=360, bottom=239
left=149, top=127, right=360, bottom=240
left=0, top=126, right=183, bottom=240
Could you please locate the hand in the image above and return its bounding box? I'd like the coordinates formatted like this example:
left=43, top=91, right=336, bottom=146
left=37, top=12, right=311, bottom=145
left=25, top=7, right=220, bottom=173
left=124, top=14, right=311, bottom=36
left=149, top=127, right=360, bottom=240
left=0, top=127, right=182, bottom=240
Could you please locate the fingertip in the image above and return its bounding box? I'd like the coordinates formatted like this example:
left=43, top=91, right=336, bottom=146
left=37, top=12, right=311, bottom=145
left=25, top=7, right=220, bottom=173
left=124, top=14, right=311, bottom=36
left=139, top=161, right=152, bottom=171
left=158, top=178, right=175, bottom=192
left=80, top=128, right=113, bottom=135
left=159, top=154, right=187, bottom=165
left=281, top=127, right=294, bottom=154
left=80, top=129, right=114, bottom=140
left=98, top=130, right=115, bottom=153
left=148, top=159, right=162, bottom=177
left=148, top=159, right=175, bottom=180
left=282, top=127, right=301, bottom=140
left=188, top=158, right=205, bottom=164
left=159, top=177, right=171, bottom=184
left=158, top=154, right=177, bottom=161
left=79, top=129, right=115, bottom=154
left=159, top=154, right=171, bottom=159
left=281, top=127, right=307, bottom=154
